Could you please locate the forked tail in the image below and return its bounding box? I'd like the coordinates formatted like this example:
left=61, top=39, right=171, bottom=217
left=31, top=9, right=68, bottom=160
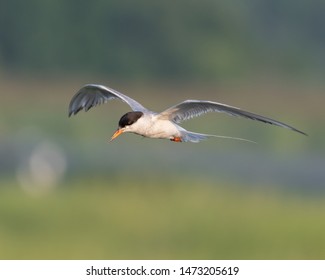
left=181, top=131, right=256, bottom=143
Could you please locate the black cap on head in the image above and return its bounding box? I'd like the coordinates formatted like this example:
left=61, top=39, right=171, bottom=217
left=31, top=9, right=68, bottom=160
left=118, top=111, right=143, bottom=128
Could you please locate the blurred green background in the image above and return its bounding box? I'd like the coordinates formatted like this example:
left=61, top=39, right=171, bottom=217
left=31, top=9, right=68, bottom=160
left=0, top=0, right=325, bottom=259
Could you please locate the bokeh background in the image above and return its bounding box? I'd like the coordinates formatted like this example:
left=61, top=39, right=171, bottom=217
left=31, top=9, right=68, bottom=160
left=0, top=0, right=324, bottom=259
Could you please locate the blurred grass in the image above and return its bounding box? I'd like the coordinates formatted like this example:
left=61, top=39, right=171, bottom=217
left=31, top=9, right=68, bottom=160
left=1, top=178, right=325, bottom=259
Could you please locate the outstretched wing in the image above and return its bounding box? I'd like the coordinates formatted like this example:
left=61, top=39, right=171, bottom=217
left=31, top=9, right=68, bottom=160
left=158, top=100, right=307, bottom=135
left=68, top=84, right=148, bottom=116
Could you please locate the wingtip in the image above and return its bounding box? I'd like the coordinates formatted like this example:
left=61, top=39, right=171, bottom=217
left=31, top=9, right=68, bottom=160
left=68, top=105, right=83, bottom=117
left=68, top=107, right=79, bottom=117
left=68, top=106, right=74, bottom=117
left=301, top=130, right=308, bottom=136
left=293, top=128, right=308, bottom=136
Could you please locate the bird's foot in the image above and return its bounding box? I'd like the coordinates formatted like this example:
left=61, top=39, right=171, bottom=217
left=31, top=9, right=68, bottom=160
left=170, top=137, right=182, bottom=142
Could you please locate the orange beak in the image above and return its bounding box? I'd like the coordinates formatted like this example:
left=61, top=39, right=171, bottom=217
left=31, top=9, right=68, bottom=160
left=110, top=128, right=124, bottom=142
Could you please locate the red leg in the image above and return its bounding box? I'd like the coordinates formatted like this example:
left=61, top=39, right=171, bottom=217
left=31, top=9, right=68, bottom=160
left=170, top=137, right=182, bottom=142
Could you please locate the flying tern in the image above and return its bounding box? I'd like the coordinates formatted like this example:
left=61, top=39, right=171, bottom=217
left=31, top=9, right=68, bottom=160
left=68, top=84, right=306, bottom=143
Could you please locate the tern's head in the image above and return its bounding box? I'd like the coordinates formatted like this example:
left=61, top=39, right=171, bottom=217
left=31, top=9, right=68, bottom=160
left=110, top=111, right=143, bottom=141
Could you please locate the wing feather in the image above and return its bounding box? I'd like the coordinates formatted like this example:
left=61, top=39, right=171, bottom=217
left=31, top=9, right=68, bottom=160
left=68, top=84, right=147, bottom=116
left=158, top=100, right=307, bottom=135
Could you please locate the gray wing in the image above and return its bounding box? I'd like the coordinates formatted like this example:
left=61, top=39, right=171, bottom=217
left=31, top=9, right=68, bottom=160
left=68, top=84, right=148, bottom=116
left=158, top=100, right=307, bottom=135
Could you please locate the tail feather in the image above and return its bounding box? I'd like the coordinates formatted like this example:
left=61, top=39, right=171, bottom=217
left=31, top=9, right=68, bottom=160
left=181, top=131, right=256, bottom=144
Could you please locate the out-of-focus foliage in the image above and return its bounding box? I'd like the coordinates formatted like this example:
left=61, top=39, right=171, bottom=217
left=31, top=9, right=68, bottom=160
left=0, top=0, right=324, bottom=81
left=1, top=179, right=325, bottom=259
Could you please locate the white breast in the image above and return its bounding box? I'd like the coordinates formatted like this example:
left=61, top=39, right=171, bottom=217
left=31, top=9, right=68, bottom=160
left=129, top=114, right=181, bottom=139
